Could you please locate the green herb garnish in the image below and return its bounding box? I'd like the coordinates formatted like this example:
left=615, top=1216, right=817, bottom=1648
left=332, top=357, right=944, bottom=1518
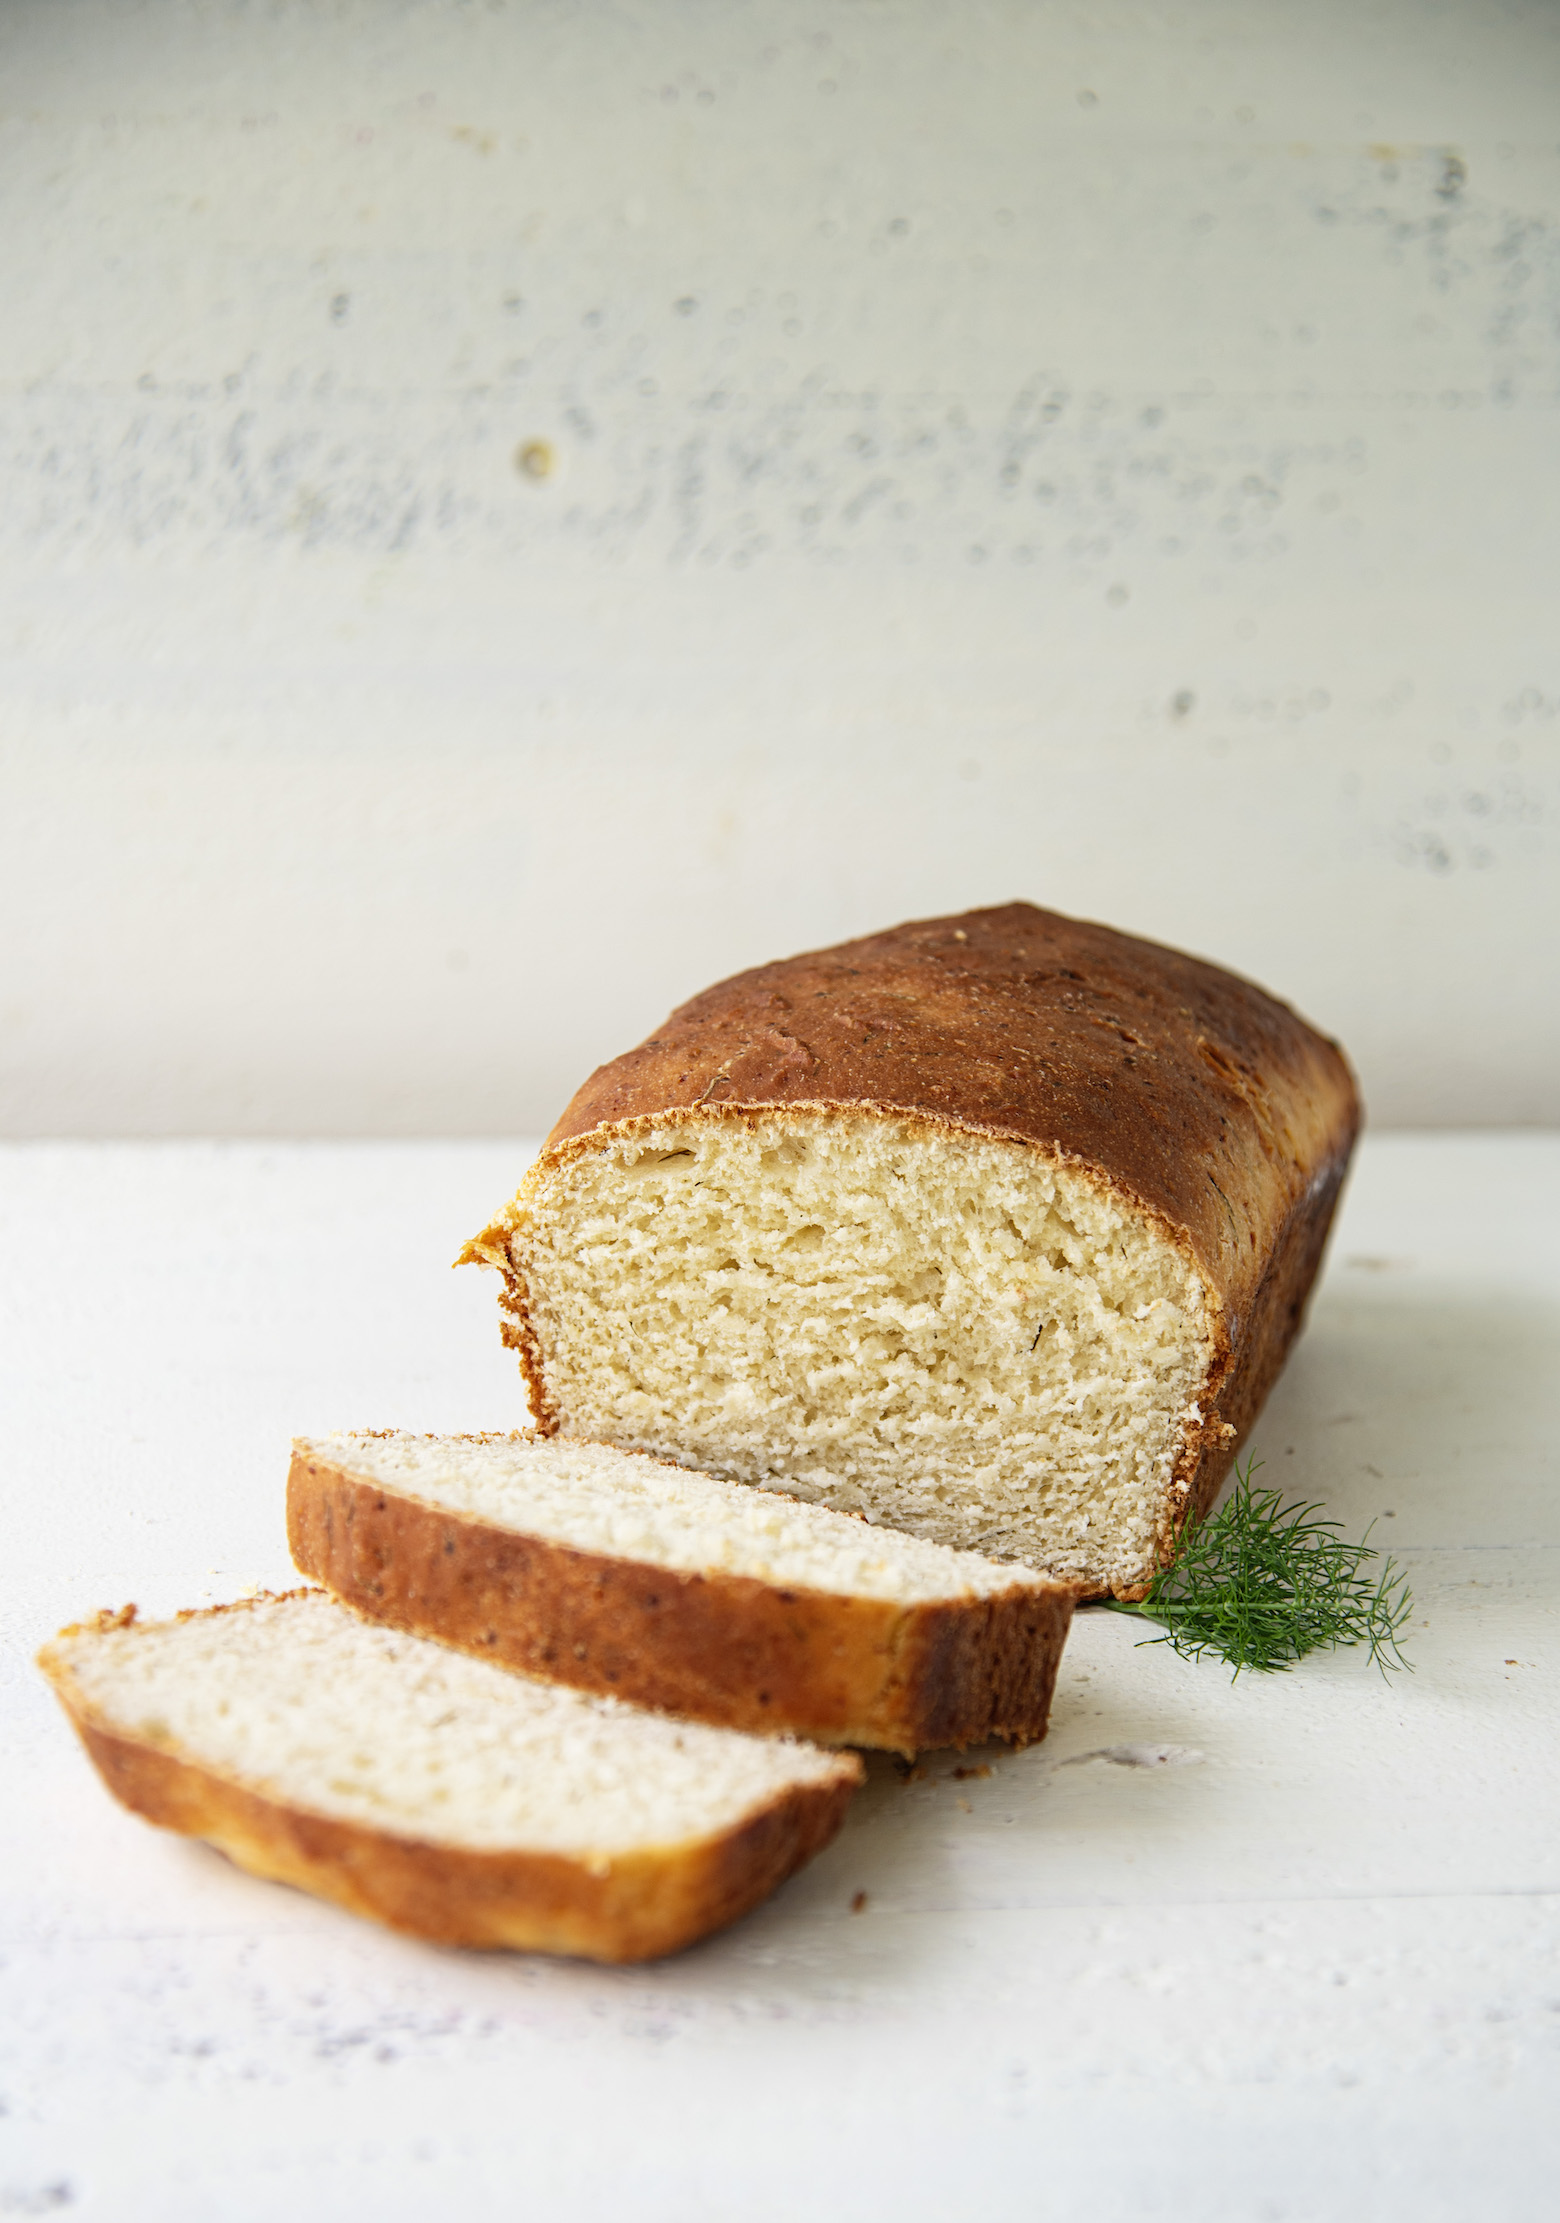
left=1105, top=1458, right=1412, bottom=1677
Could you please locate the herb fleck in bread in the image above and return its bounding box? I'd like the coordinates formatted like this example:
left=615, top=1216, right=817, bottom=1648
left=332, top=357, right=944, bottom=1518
left=288, top=1430, right=1076, bottom=1753
left=461, top=903, right=1359, bottom=1598
left=39, top=1590, right=862, bottom=1962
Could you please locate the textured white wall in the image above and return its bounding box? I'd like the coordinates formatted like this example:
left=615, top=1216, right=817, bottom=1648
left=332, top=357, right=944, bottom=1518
left=2, top=0, right=1557, bottom=1134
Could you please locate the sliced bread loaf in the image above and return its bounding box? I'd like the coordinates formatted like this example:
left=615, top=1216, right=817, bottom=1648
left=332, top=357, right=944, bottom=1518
left=460, top=902, right=1359, bottom=1598
left=39, top=1589, right=862, bottom=1962
left=288, top=1431, right=1075, bottom=1753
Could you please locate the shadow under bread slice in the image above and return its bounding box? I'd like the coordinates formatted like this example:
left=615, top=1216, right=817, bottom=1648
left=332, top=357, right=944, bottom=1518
left=39, top=1588, right=861, bottom=1963
left=288, top=1431, right=1076, bottom=1754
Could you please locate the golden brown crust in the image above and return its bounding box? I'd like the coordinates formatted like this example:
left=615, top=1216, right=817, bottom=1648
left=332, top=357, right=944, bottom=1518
left=287, top=1443, right=1075, bottom=1754
left=38, top=1612, right=862, bottom=1964
left=538, top=903, right=1358, bottom=1262
left=461, top=903, right=1360, bottom=1589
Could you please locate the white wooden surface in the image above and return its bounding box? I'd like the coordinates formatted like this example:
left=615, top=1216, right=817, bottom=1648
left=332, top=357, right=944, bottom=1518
left=3, top=0, right=1558, bottom=1136
left=3, top=1132, right=1558, bottom=2219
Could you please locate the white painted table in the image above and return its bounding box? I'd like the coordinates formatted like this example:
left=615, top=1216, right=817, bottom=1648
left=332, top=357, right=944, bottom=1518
left=3, top=1134, right=1557, bottom=2220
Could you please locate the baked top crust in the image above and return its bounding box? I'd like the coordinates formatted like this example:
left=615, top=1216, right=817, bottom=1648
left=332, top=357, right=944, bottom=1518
left=540, top=900, right=1361, bottom=1330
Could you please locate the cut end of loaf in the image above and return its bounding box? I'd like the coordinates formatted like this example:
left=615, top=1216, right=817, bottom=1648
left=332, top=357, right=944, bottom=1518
left=477, top=1106, right=1222, bottom=1596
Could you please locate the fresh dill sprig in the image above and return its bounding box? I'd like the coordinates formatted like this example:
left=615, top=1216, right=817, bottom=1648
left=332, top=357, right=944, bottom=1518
left=1105, top=1457, right=1413, bottom=1677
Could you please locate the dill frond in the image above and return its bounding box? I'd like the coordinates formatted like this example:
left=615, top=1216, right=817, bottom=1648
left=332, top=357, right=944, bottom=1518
left=1105, top=1457, right=1413, bottom=1677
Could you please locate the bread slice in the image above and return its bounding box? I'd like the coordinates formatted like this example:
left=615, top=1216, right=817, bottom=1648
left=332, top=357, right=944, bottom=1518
left=460, top=902, right=1359, bottom=1599
left=287, top=1430, right=1075, bottom=1753
left=38, top=1589, right=862, bottom=1963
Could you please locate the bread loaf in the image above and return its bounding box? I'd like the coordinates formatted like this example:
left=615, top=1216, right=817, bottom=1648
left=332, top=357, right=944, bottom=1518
left=287, top=1430, right=1076, bottom=1753
left=39, top=1590, right=862, bottom=1962
left=462, top=903, right=1359, bottom=1598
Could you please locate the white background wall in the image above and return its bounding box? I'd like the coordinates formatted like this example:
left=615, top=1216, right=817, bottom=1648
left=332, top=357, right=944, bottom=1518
left=2, top=0, right=1556, bottom=1135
